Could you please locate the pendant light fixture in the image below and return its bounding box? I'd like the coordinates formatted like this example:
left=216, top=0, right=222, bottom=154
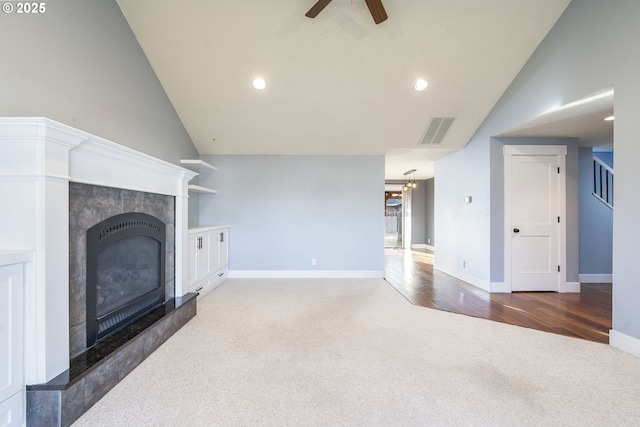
left=403, top=169, right=417, bottom=190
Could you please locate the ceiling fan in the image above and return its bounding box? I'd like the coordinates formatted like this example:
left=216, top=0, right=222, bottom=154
left=305, top=0, right=388, bottom=24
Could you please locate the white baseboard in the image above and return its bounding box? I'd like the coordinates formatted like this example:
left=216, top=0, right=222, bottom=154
left=560, top=281, right=581, bottom=293
left=610, top=330, right=640, bottom=358
left=579, top=274, right=612, bottom=283
left=430, top=267, right=578, bottom=294
left=433, top=265, right=492, bottom=292
left=489, top=282, right=507, bottom=293
left=228, top=270, right=386, bottom=279
left=411, top=244, right=435, bottom=251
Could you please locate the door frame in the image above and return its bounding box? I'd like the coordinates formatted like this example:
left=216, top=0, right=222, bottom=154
left=504, top=145, right=567, bottom=293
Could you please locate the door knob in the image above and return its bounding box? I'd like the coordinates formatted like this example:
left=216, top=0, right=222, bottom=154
left=513, top=228, right=520, bottom=233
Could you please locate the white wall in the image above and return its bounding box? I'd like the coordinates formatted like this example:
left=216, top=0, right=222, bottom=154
left=611, top=57, right=640, bottom=348
left=199, top=155, right=385, bottom=276
left=0, top=0, right=198, bottom=163
left=435, top=0, right=640, bottom=350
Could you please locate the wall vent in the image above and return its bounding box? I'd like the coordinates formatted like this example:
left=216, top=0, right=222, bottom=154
left=420, top=117, right=455, bottom=144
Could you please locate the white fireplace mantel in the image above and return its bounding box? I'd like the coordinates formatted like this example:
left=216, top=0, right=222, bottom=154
left=0, top=117, right=197, bottom=384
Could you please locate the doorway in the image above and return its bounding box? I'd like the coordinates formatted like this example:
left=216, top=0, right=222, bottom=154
left=384, top=188, right=403, bottom=248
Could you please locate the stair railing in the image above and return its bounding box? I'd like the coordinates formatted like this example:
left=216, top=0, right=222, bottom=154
left=593, top=156, right=614, bottom=209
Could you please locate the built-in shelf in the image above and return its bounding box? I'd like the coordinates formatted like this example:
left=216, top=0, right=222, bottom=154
left=180, top=159, right=218, bottom=172
left=187, top=185, right=218, bottom=194
left=180, top=159, right=218, bottom=194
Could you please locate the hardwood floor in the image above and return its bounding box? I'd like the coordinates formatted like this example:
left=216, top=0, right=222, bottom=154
left=384, top=248, right=612, bottom=344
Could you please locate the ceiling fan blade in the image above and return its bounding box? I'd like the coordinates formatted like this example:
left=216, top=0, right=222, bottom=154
left=364, top=0, right=388, bottom=24
left=305, top=0, right=333, bottom=18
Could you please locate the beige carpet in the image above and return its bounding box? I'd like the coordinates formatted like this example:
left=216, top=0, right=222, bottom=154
left=74, top=278, right=640, bottom=426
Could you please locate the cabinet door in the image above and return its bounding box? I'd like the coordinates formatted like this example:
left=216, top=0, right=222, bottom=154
left=196, top=232, right=212, bottom=279
left=0, top=391, right=22, bottom=427
left=188, top=232, right=212, bottom=284
left=187, top=234, right=199, bottom=285
left=0, top=264, right=24, bottom=404
left=218, top=229, right=229, bottom=268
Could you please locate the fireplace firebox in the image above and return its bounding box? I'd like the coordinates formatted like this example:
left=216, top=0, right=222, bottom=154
left=86, top=212, right=166, bottom=347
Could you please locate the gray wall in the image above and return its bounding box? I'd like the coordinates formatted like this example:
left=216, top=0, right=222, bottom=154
left=0, top=0, right=198, bottom=163
left=411, top=183, right=426, bottom=246
left=424, top=179, right=435, bottom=247
left=579, top=148, right=613, bottom=275
left=435, top=133, right=491, bottom=280
left=409, top=179, right=435, bottom=247
left=199, top=155, right=385, bottom=272
left=435, top=0, right=640, bottom=340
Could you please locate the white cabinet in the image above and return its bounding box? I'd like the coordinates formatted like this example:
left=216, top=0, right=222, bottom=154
left=0, top=253, right=29, bottom=427
left=187, top=231, right=212, bottom=285
left=187, top=226, right=229, bottom=298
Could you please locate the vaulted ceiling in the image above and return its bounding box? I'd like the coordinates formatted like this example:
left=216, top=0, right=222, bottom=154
left=117, top=0, right=571, bottom=179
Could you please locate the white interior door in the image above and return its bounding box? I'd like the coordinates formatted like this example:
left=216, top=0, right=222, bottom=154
left=505, top=146, right=566, bottom=292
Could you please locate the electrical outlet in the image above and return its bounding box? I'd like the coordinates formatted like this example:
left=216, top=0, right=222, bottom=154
left=311, top=258, right=317, bottom=266
left=427, top=238, right=431, bottom=244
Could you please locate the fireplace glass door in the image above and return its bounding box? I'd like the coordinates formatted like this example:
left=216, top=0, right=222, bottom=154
left=96, top=235, right=160, bottom=317
left=86, top=212, right=166, bottom=347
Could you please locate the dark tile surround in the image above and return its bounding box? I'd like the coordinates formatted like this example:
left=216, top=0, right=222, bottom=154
left=27, top=293, right=197, bottom=427
left=25, top=183, right=192, bottom=427
left=68, top=183, right=176, bottom=358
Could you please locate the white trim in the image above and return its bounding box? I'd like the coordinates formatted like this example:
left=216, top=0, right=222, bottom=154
left=188, top=225, right=230, bottom=233
left=504, top=149, right=513, bottom=291
left=610, top=330, right=640, bottom=358
left=579, top=274, right=612, bottom=283
left=228, top=270, right=386, bottom=279
left=489, top=282, right=508, bottom=293
left=0, top=251, right=33, bottom=267
left=560, top=281, right=580, bottom=293
left=411, top=243, right=435, bottom=251
left=503, top=145, right=567, bottom=156
left=503, top=145, right=567, bottom=292
left=559, top=153, right=568, bottom=292
left=69, top=130, right=196, bottom=197
left=434, top=265, right=491, bottom=292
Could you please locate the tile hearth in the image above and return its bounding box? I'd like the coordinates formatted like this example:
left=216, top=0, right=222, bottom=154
left=27, top=293, right=196, bottom=427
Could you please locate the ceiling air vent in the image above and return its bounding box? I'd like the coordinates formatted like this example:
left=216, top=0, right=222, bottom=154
left=420, top=117, right=455, bottom=144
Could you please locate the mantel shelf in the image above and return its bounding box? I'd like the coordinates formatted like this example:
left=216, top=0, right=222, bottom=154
left=180, top=159, right=218, bottom=172
left=188, top=185, right=218, bottom=194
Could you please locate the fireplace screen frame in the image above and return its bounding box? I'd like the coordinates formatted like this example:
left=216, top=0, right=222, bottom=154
left=86, top=212, right=166, bottom=347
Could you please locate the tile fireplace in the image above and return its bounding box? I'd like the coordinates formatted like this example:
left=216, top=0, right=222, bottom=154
left=0, top=118, right=199, bottom=426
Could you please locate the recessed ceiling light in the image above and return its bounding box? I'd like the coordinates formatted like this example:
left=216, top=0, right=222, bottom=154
left=252, top=77, right=266, bottom=90
left=604, top=115, right=614, bottom=121
left=414, top=78, right=428, bottom=91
